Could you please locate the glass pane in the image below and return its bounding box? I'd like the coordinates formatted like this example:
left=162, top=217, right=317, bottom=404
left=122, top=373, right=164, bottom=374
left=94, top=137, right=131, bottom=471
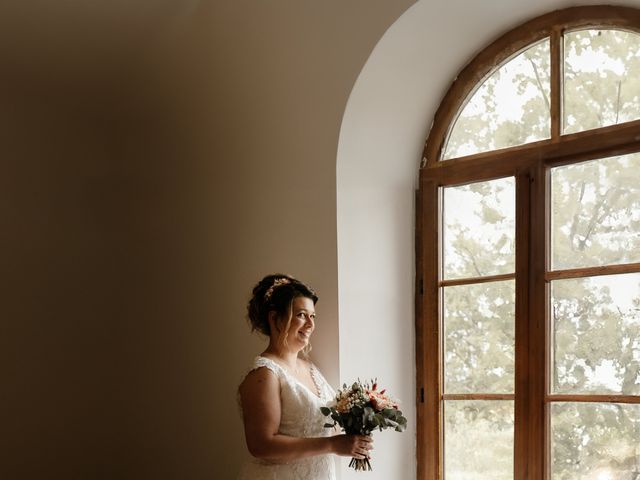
left=443, top=38, right=550, bottom=160
left=551, top=273, right=640, bottom=395
left=551, top=402, right=640, bottom=480
left=443, top=177, right=515, bottom=279
left=564, top=29, right=640, bottom=135
left=444, top=280, right=515, bottom=394
left=444, top=400, right=514, bottom=480
left=551, top=152, right=640, bottom=270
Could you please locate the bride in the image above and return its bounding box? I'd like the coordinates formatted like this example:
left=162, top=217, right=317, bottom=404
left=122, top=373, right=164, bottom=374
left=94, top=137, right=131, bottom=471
left=237, top=274, right=373, bottom=479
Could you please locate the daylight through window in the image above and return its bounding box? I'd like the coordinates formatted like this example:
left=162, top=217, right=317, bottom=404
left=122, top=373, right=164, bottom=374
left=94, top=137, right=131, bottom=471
left=417, top=7, right=640, bottom=480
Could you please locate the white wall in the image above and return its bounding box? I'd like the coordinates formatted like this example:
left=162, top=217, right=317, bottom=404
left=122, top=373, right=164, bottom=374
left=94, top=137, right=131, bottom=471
left=336, top=0, right=638, bottom=479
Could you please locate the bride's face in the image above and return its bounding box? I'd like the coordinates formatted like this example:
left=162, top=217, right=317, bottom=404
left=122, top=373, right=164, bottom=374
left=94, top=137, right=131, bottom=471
left=281, top=296, right=316, bottom=351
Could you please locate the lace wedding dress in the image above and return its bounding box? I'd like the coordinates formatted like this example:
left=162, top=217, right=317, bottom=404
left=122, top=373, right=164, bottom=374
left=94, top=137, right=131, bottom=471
left=237, top=356, right=337, bottom=480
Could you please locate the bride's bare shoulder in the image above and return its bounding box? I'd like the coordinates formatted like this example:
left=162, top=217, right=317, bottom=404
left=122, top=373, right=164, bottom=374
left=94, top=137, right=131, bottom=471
left=239, top=364, right=279, bottom=397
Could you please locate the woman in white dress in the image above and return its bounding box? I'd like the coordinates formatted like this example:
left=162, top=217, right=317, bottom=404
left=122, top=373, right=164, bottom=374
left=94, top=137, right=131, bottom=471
left=237, top=274, right=373, bottom=480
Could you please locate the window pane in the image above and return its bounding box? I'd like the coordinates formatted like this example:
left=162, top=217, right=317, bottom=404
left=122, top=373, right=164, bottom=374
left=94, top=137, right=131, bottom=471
left=551, top=402, right=640, bottom=480
left=551, top=152, right=640, bottom=270
left=444, top=400, right=514, bottom=480
left=442, top=39, right=550, bottom=160
left=443, top=177, right=515, bottom=279
left=564, top=29, right=640, bottom=135
left=444, top=280, right=515, bottom=394
left=551, top=273, right=640, bottom=395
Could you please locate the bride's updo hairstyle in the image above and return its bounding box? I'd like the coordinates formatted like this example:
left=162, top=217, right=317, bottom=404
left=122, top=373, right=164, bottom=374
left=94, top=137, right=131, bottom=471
left=247, top=273, right=318, bottom=340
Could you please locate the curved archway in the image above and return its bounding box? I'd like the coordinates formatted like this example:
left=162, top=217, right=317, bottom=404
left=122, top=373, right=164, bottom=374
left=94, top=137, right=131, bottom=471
left=336, top=2, right=640, bottom=479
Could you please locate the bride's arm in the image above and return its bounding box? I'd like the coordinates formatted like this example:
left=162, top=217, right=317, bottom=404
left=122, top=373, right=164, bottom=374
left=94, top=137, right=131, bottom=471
left=239, top=367, right=372, bottom=462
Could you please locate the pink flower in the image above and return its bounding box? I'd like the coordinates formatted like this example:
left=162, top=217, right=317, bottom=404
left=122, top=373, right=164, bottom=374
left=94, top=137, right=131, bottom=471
left=367, top=383, right=398, bottom=412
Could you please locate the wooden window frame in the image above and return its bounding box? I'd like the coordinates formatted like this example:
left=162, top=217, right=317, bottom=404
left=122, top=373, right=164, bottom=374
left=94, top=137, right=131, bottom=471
left=416, top=6, right=640, bottom=480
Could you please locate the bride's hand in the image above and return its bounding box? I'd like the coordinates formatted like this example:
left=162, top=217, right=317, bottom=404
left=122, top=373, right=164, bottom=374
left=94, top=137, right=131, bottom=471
left=331, top=435, right=373, bottom=459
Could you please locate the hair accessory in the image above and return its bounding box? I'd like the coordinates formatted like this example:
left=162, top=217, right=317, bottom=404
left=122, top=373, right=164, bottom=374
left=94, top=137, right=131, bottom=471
left=264, top=277, right=291, bottom=301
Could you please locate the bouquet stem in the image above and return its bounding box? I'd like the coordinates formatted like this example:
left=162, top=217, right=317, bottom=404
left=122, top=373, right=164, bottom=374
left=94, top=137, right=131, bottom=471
left=349, top=457, right=372, bottom=471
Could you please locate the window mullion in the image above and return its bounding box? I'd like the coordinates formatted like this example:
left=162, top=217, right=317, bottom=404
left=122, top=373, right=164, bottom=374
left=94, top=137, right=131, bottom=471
left=528, top=162, right=549, bottom=480
left=514, top=172, right=532, bottom=480
left=417, top=180, right=441, bottom=480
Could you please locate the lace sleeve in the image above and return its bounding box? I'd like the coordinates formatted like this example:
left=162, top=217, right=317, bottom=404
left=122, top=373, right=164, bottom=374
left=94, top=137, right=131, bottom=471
left=251, top=356, right=283, bottom=378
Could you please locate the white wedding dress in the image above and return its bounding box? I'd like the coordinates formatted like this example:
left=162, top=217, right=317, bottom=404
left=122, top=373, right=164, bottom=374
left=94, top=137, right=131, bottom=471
left=237, top=356, right=337, bottom=480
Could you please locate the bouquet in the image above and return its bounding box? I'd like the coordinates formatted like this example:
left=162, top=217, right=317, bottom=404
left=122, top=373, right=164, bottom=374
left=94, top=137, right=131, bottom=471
left=320, top=379, right=407, bottom=471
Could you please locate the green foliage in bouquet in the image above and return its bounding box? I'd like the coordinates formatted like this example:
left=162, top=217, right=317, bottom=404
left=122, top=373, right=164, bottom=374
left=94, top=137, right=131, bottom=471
left=320, top=379, right=407, bottom=471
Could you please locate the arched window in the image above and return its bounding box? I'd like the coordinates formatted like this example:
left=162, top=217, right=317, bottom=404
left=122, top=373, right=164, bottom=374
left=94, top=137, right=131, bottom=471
left=417, top=6, right=640, bottom=480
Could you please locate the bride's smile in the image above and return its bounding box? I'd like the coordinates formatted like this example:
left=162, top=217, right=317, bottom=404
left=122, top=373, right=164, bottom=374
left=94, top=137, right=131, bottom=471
left=285, top=297, right=316, bottom=347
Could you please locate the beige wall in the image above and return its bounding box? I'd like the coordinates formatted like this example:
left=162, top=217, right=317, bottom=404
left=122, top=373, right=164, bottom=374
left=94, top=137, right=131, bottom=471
left=0, top=1, right=412, bottom=478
